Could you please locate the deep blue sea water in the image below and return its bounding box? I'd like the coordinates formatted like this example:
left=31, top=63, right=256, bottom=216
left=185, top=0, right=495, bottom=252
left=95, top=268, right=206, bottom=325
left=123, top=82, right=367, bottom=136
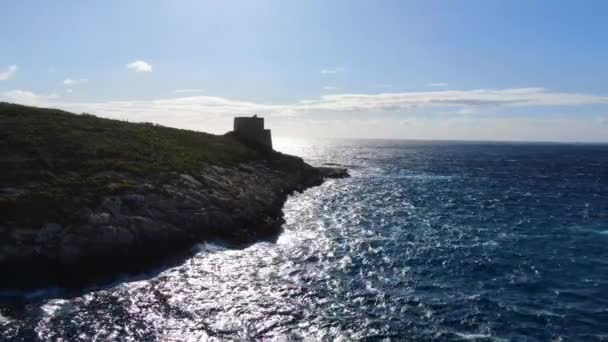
left=1, top=139, right=608, bottom=341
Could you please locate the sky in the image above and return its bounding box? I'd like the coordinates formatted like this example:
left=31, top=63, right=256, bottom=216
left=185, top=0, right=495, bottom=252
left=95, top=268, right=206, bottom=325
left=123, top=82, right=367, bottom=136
left=1, top=0, right=607, bottom=142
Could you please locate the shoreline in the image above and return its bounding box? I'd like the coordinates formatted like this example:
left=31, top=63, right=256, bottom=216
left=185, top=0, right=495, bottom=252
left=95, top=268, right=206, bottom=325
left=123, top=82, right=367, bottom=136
left=0, top=102, right=348, bottom=290
left=1, top=158, right=347, bottom=290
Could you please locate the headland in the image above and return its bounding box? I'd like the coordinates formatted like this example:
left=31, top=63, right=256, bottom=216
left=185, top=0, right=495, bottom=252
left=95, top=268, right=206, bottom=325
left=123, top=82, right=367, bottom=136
left=0, top=103, right=347, bottom=289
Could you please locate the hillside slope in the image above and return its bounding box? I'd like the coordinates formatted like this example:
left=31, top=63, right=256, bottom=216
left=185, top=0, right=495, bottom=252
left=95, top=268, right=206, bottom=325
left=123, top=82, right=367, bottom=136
left=0, top=102, right=346, bottom=289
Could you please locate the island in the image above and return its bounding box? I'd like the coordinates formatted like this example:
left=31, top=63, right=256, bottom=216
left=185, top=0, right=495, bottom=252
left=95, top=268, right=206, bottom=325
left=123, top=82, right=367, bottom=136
left=0, top=102, right=348, bottom=289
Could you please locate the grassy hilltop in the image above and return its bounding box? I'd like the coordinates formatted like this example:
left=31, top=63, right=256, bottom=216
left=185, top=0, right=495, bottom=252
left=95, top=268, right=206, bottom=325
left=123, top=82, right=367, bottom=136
left=0, top=102, right=260, bottom=228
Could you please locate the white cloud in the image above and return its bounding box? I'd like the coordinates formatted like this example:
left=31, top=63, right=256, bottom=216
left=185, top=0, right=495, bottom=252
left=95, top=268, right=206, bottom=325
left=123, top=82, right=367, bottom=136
left=296, top=88, right=608, bottom=112
left=427, top=82, right=448, bottom=87
left=321, top=67, right=345, bottom=75
left=174, top=88, right=205, bottom=94
left=127, top=60, right=152, bottom=73
left=1, top=90, right=60, bottom=106
left=63, top=78, right=88, bottom=86
left=322, top=86, right=338, bottom=91
left=66, top=89, right=73, bottom=94
left=0, top=65, right=18, bottom=81
left=2, top=87, right=607, bottom=140
left=272, top=115, right=608, bottom=142
left=3, top=88, right=606, bottom=118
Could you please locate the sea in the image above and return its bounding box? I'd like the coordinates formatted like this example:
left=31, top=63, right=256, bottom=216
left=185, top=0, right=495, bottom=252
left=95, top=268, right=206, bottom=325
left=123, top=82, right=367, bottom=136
left=1, top=139, right=607, bottom=341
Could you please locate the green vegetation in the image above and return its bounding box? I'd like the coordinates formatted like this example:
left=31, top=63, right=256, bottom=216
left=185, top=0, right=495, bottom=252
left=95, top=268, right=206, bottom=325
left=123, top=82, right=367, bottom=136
left=0, top=102, right=259, bottom=227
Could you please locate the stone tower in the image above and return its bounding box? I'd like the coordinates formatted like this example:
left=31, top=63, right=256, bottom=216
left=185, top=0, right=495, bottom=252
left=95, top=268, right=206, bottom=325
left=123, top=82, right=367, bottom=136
left=232, top=115, right=272, bottom=149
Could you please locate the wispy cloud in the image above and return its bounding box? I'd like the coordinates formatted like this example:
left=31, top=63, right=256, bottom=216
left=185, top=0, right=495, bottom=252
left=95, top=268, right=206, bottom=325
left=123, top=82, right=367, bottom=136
left=2, top=87, right=607, bottom=130
left=427, top=82, right=448, bottom=87
left=0, top=65, right=18, bottom=81
left=174, top=88, right=205, bottom=94
left=293, top=88, right=608, bottom=113
left=321, top=67, right=345, bottom=75
left=322, top=86, right=338, bottom=91
left=63, top=78, right=88, bottom=86
left=127, top=60, right=153, bottom=73
left=3, top=87, right=607, bottom=142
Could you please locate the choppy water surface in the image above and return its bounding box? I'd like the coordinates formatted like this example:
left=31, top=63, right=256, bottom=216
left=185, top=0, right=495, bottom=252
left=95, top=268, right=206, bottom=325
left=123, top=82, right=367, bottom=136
left=2, top=139, right=608, bottom=341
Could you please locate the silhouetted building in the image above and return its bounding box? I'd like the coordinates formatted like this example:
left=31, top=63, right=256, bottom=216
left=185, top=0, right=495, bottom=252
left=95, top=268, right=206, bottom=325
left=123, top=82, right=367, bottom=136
left=233, top=115, right=272, bottom=149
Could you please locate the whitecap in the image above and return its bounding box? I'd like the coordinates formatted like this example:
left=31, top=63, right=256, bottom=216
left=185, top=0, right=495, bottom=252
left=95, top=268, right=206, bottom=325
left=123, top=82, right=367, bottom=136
left=398, top=173, right=455, bottom=181
left=340, top=255, right=353, bottom=270
left=454, top=332, right=494, bottom=340
left=0, top=312, right=10, bottom=324
left=193, top=241, right=229, bottom=253
left=569, top=224, right=608, bottom=236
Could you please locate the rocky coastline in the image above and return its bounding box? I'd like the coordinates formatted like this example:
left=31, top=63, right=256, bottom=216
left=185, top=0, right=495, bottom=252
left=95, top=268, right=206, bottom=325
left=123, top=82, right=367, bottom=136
left=0, top=103, right=348, bottom=290
left=1, top=148, right=347, bottom=290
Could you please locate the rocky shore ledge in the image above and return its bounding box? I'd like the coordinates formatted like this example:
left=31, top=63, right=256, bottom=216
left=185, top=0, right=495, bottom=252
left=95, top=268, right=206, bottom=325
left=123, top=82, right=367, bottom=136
left=0, top=103, right=348, bottom=289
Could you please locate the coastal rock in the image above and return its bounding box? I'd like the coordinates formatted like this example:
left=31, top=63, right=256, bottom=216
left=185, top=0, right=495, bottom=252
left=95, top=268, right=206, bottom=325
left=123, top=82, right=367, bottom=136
left=0, top=155, right=348, bottom=289
left=100, top=196, right=122, bottom=217
left=89, top=212, right=112, bottom=225
left=35, top=223, right=63, bottom=244
left=179, top=174, right=202, bottom=188
left=317, top=166, right=350, bottom=179
left=123, top=194, right=145, bottom=207
left=0, top=103, right=354, bottom=289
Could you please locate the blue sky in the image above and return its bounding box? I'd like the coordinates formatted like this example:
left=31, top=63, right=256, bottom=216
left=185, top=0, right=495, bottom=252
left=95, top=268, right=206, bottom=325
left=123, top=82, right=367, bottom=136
left=1, top=0, right=607, bottom=141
